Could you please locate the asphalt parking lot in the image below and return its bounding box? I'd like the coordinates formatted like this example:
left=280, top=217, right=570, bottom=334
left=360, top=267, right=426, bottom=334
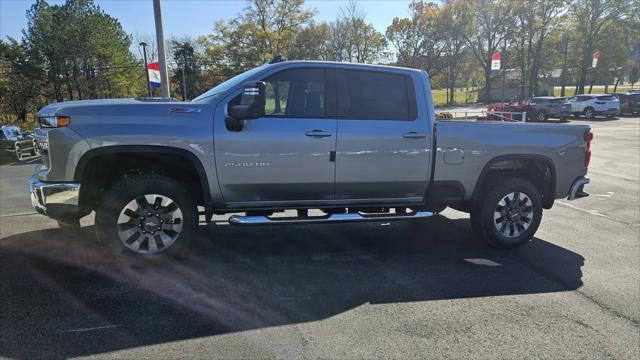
left=0, top=115, right=638, bottom=359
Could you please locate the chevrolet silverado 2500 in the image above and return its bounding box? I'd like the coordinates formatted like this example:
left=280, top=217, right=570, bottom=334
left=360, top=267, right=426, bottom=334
left=29, top=60, right=592, bottom=254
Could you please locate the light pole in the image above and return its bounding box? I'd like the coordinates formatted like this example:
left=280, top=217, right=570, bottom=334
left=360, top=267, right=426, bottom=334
left=153, top=0, right=170, bottom=98
left=139, top=42, right=152, bottom=98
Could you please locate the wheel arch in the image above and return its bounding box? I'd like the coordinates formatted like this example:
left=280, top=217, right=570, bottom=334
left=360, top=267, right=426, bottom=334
left=471, top=154, right=557, bottom=209
left=75, top=145, right=213, bottom=213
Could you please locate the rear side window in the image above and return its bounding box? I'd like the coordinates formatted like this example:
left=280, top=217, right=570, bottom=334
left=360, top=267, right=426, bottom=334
left=577, top=96, right=592, bottom=101
left=551, top=98, right=566, bottom=103
left=596, top=95, right=616, bottom=101
left=338, top=70, right=416, bottom=120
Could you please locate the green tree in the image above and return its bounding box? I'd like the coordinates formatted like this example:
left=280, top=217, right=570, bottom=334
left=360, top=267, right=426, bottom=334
left=569, top=0, right=633, bottom=93
left=23, top=0, right=138, bottom=101
left=201, top=0, right=315, bottom=71
left=170, top=40, right=206, bottom=100
left=331, top=0, right=387, bottom=63
left=0, top=39, right=45, bottom=122
left=386, top=1, right=446, bottom=72
left=511, top=0, right=570, bottom=97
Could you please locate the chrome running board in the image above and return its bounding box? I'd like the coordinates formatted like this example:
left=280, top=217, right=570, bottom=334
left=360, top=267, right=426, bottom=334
left=228, top=211, right=434, bottom=226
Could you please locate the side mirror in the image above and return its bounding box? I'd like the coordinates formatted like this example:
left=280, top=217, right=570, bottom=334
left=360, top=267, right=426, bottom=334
left=229, top=81, right=266, bottom=120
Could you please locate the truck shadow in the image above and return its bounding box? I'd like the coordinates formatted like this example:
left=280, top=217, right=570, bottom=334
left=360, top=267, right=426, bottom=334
left=0, top=215, right=584, bottom=359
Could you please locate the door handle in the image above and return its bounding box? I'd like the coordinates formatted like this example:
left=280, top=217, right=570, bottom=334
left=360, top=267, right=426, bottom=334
left=402, top=132, right=426, bottom=139
left=305, top=130, right=332, bottom=138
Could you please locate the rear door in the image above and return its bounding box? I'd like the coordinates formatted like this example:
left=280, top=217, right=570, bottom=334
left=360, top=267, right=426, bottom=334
left=214, top=67, right=338, bottom=206
left=334, top=68, right=431, bottom=203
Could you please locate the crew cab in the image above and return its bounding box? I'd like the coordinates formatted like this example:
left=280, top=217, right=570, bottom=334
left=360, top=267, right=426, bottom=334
left=30, top=60, right=592, bottom=255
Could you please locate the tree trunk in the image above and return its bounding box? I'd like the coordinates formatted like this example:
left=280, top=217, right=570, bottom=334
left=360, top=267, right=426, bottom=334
left=483, top=65, right=492, bottom=103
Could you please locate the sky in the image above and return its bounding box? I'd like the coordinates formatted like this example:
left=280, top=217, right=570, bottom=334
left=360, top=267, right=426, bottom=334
left=1, top=0, right=414, bottom=43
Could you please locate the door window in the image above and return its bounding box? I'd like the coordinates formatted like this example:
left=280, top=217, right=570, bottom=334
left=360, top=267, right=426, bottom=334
left=338, top=70, right=416, bottom=120
left=263, top=68, right=327, bottom=118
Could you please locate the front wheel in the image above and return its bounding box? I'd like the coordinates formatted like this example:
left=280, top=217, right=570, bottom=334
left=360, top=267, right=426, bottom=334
left=470, top=177, right=543, bottom=248
left=536, top=111, right=547, bottom=122
left=583, top=107, right=595, bottom=119
left=95, top=174, right=197, bottom=255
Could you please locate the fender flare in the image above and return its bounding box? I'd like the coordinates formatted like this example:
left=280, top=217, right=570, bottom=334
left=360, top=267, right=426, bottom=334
left=74, top=145, right=214, bottom=209
left=471, top=154, right=557, bottom=205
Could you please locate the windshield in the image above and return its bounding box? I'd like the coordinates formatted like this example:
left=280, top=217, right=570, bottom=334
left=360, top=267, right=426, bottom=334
left=192, top=64, right=269, bottom=102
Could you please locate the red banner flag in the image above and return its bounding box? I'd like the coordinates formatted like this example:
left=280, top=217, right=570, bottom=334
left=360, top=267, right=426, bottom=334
left=491, top=52, right=501, bottom=70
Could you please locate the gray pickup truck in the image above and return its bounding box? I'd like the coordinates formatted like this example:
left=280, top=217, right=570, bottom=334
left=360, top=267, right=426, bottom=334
left=30, top=60, right=592, bottom=255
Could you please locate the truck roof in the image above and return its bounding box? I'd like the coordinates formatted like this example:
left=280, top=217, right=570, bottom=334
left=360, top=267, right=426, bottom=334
left=268, top=60, right=426, bottom=74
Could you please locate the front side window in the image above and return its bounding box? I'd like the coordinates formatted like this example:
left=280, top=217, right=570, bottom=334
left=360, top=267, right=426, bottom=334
left=339, top=70, right=415, bottom=120
left=263, top=68, right=326, bottom=118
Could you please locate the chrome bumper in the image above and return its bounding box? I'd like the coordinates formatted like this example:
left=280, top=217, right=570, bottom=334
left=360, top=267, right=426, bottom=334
left=29, top=175, right=81, bottom=218
left=567, top=176, right=590, bottom=200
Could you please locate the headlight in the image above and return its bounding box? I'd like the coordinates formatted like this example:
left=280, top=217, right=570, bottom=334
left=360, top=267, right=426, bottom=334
left=38, top=116, right=70, bottom=128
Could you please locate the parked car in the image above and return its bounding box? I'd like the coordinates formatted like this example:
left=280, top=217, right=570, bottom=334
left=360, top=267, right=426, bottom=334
left=523, top=97, right=571, bottom=121
left=29, top=59, right=592, bottom=255
left=0, top=125, right=37, bottom=160
left=567, top=94, right=620, bottom=119
left=612, top=92, right=640, bottom=115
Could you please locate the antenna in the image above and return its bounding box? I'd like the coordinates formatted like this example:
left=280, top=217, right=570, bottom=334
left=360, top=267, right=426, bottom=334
left=268, top=54, right=285, bottom=64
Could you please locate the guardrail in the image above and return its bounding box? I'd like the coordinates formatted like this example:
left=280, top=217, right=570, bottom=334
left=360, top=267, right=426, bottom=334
left=436, top=110, right=528, bottom=122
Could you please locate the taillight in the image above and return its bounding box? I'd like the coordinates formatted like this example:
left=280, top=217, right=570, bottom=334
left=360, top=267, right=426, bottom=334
left=584, top=130, right=593, bottom=167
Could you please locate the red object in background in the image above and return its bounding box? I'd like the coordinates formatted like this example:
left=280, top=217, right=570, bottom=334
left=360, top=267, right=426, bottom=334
left=491, top=52, right=501, bottom=70
left=592, top=51, right=600, bottom=68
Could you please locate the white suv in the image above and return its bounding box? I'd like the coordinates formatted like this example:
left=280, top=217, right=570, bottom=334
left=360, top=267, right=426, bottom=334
left=568, top=94, right=620, bottom=119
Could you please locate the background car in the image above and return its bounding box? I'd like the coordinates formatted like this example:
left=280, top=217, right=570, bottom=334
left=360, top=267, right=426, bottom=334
left=567, top=94, right=620, bottom=119
left=612, top=92, right=640, bottom=115
left=0, top=125, right=37, bottom=160
left=528, top=97, right=572, bottom=121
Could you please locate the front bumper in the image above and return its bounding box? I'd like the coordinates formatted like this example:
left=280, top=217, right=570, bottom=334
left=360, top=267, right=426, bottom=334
left=29, top=175, right=81, bottom=219
left=567, top=176, right=589, bottom=200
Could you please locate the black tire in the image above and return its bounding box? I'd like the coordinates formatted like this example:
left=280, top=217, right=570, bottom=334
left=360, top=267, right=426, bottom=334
left=536, top=111, right=547, bottom=122
left=470, top=177, right=543, bottom=248
left=95, top=174, right=198, bottom=255
left=583, top=107, right=595, bottom=119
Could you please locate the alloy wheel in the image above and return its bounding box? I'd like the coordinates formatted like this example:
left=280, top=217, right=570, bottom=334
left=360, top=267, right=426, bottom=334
left=493, top=192, right=534, bottom=238
left=116, top=194, right=184, bottom=254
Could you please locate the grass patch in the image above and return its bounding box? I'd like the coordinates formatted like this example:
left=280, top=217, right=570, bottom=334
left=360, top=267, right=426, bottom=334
left=431, top=88, right=478, bottom=106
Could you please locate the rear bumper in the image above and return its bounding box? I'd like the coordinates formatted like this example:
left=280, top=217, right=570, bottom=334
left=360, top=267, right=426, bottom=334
left=29, top=175, right=81, bottom=220
left=567, top=176, right=589, bottom=200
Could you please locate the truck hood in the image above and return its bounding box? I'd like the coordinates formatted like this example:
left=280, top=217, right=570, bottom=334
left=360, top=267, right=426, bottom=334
left=38, top=99, right=208, bottom=122
left=36, top=98, right=195, bottom=118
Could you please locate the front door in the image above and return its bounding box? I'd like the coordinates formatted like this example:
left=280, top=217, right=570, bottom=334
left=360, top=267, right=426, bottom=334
left=214, top=67, right=337, bottom=207
left=334, top=69, right=431, bottom=203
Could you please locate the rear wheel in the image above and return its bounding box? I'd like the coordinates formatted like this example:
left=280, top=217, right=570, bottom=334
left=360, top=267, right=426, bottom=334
left=583, top=107, right=595, bottom=119
left=95, top=174, right=197, bottom=255
left=536, top=111, right=547, bottom=122
left=470, top=177, right=543, bottom=248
